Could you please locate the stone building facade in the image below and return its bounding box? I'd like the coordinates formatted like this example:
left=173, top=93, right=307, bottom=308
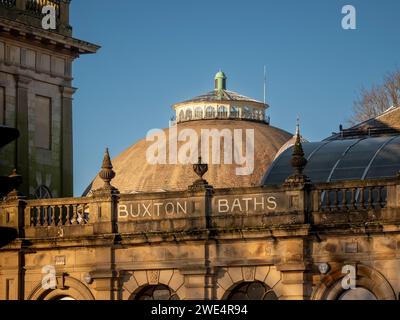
left=0, top=0, right=98, bottom=198
left=1, top=1, right=400, bottom=302
left=1, top=125, right=400, bottom=300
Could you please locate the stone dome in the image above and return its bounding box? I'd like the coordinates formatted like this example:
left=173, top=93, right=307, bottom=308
left=86, top=119, right=292, bottom=194
left=85, top=72, right=293, bottom=195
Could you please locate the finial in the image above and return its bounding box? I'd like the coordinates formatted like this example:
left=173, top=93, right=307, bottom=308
left=284, top=122, right=310, bottom=186
left=98, top=148, right=116, bottom=191
left=291, top=123, right=307, bottom=175
left=295, top=117, right=300, bottom=136
left=189, top=155, right=212, bottom=192
left=193, top=156, right=208, bottom=180
left=6, top=168, right=24, bottom=199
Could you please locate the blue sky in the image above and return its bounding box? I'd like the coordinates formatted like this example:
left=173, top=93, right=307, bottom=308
left=70, top=0, right=400, bottom=195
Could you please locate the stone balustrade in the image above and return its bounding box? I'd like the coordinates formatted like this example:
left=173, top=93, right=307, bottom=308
left=314, top=180, right=390, bottom=212
left=26, top=198, right=89, bottom=227
left=1, top=177, right=398, bottom=242
left=0, top=0, right=70, bottom=35
left=25, top=0, right=61, bottom=18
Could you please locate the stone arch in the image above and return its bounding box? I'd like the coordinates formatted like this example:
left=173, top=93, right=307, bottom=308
left=224, top=281, right=278, bottom=300
left=28, top=276, right=95, bottom=300
left=122, top=269, right=185, bottom=300
left=312, top=264, right=396, bottom=300
left=129, top=284, right=179, bottom=300
left=216, top=266, right=283, bottom=300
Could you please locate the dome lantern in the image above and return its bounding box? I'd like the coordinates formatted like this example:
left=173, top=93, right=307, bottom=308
left=172, top=72, right=269, bottom=124
left=214, top=70, right=227, bottom=91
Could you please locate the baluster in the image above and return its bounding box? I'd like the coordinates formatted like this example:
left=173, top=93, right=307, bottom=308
left=65, top=205, right=72, bottom=225
left=57, top=205, right=63, bottom=225
left=30, top=207, right=35, bottom=226
left=43, top=206, right=49, bottom=226
left=350, top=188, right=356, bottom=210
left=341, top=189, right=347, bottom=211
left=50, top=206, right=56, bottom=226
left=359, top=187, right=365, bottom=209
left=325, top=190, right=331, bottom=211
left=377, top=186, right=384, bottom=208
left=77, top=204, right=82, bottom=224
left=333, top=189, right=339, bottom=210
left=72, top=205, right=78, bottom=225
left=318, top=190, right=323, bottom=211
left=368, top=187, right=374, bottom=209
left=39, top=207, right=44, bottom=226
left=83, top=204, right=88, bottom=224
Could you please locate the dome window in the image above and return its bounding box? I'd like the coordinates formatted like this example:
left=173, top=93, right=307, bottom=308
left=205, top=106, right=215, bottom=119
left=218, top=106, right=228, bottom=118
left=244, top=107, right=252, bottom=119
left=230, top=106, right=239, bottom=118
left=185, top=109, right=193, bottom=120
left=178, top=110, right=185, bottom=122
left=195, top=107, right=203, bottom=119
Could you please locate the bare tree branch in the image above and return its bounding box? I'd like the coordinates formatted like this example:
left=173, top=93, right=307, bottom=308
left=349, top=69, right=400, bottom=125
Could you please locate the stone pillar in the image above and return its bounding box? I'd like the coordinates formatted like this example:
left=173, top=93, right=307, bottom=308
left=90, top=189, right=119, bottom=235
left=59, top=0, right=70, bottom=26
left=184, top=180, right=215, bottom=299
left=0, top=191, right=26, bottom=300
left=276, top=263, right=312, bottom=300
left=180, top=267, right=215, bottom=300
left=90, top=250, right=118, bottom=300
left=0, top=242, right=24, bottom=300
left=0, top=194, right=26, bottom=237
left=89, top=181, right=120, bottom=300
left=59, top=86, right=76, bottom=197
left=276, top=238, right=312, bottom=300
left=15, top=75, right=31, bottom=197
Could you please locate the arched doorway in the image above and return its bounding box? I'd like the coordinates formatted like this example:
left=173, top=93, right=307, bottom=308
left=52, top=296, right=76, bottom=301
left=28, top=276, right=95, bottom=300
left=312, top=264, right=396, bottom=300
left=226, top=281, right=278, bottom=300
left=339, top=287, right=377, bottom=300
left=132, top=284, right=179, bottom=300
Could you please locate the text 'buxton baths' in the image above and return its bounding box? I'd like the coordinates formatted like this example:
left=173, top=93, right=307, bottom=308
left=118, top=195, right=278, bottom=219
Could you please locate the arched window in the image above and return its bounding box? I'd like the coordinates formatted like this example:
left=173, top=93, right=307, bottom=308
left=243, top=107, right=251, bottom=119
left=195, top=107, right=203, bottom=119
left=205, top=106, right=215, bottom=118
left=185, top=109, right=193, bottom=120
left=34, top=185, right=52, bottom=199
left=227, top=281, right=278, bottom=300
left=134, top=285, right=179, bottom=300
left=230, top=106, right=239, bottom=118
left=178, top=110, right=185, bottom=122
left=217, top=106, right=228, bottom=118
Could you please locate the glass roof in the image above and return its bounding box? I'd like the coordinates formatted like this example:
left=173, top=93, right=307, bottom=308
left=262, top=135, right=400, bottom=185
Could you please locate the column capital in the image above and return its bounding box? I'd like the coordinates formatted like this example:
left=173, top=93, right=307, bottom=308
left=15, top=75, right=31, bottom=88
left=59, top=86, right=77, bottom=98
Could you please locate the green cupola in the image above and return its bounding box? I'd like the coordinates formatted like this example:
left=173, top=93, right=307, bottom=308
left=214, top=71, right=227, bottom=91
